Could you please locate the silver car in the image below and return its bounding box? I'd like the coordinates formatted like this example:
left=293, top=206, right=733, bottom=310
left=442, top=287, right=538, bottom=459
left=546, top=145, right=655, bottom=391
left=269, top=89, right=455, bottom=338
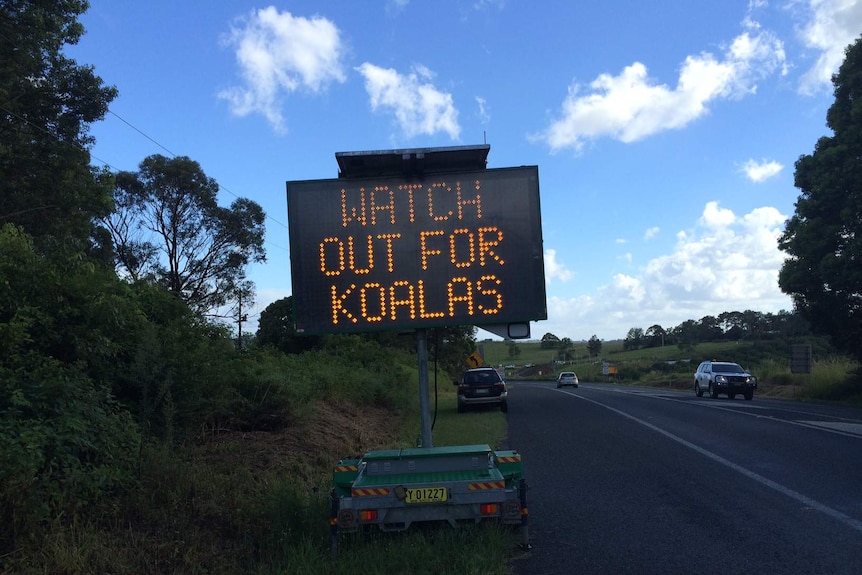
left=556, top=371, right=579, bottom=388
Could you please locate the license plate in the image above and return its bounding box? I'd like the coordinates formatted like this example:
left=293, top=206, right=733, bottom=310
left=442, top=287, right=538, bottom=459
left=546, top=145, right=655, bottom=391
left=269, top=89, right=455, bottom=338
left=405, top=486, right=448, bottom=504
left=475, top=388, right=489, bottom=395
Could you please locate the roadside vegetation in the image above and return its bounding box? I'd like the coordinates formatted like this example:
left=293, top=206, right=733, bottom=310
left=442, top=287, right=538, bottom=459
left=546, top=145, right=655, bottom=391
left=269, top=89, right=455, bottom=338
left=2, top=326, right=516, bottom=574
left=3, top=3, right=862, bottom=574
left=481, top=335, right=860, bottom=404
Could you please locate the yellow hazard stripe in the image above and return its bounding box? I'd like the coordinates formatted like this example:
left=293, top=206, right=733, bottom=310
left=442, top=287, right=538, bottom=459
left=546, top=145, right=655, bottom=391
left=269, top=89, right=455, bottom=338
left=334, top=465, right=358, bottom=473
left=351, top=487, right=391, bottom=497
left=497, top=456, right=521, bottom=463
left=468, top=481, right=505, bottom=491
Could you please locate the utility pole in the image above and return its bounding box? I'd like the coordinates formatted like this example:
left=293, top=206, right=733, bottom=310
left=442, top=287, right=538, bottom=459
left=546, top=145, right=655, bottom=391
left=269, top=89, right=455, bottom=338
left=236, top=291, right=247, bottom=351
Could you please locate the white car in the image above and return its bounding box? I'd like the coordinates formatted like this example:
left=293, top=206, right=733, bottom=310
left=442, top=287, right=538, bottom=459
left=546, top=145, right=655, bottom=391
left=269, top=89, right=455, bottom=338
left=694, top=361, right=756, bottom=400
left=556, top=371, right=579, bottom=388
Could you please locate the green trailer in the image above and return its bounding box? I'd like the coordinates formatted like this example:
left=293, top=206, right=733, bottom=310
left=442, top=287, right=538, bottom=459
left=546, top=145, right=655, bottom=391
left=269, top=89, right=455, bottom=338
left=330, top=444, right=529, bottom=556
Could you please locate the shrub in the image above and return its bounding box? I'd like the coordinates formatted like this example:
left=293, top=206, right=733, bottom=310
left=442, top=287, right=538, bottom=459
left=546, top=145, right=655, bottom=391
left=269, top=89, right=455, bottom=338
left=0, top=358, right=140, bottom=553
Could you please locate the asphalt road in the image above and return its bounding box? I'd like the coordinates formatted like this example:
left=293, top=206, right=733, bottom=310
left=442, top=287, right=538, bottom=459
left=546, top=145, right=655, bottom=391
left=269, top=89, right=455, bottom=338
left=505, top=381, right=862, bottom=575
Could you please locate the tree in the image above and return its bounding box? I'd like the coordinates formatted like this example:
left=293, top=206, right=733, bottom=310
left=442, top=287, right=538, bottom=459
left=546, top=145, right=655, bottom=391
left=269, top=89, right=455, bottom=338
left=672, top=319, right=699, bottom=353
left=698, top=315, right=723, bottom=342
left=105, top=154, right=266, bottom=317
left=586, top=335, right=602, bottom=358
left=0, top=1, right=117, bottom=252
left=778, top=36, right=862, bottom=362
left=506, top=340, right=521, bottom=359
left=623, top=327, right=644, bottom=351
left=257, top=296, right=322, bottom=354
left=718, top=311, right=745, bottom=340
left=644, top=324, right=666, bottom=348
left=430, top=326, right=477, bottom=376
left=540, top=332, right=560, bottom=349
left=557, top=337, right=573, bottom=361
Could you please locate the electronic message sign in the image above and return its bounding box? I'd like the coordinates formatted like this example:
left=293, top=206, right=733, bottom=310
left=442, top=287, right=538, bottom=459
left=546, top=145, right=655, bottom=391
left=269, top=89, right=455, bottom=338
left=286, top=166, right=546, bottom=334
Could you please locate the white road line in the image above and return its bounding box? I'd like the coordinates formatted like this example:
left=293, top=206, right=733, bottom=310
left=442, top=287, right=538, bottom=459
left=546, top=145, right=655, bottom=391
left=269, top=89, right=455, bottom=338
left=587, top=385, right=862, bottom=440
left=555, top=388, right=862, bottom=533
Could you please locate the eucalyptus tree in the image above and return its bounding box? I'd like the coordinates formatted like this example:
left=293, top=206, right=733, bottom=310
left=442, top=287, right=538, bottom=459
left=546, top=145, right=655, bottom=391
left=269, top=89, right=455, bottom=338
left=105, top=154, right=266, bottom=318
left=0, top=0, right=117, bottom=252
left=778, top=37, right=862, bottom=362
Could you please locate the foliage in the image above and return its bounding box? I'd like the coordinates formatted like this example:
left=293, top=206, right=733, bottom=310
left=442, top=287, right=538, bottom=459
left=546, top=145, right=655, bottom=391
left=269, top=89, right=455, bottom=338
left=779, top=36, right=862, bottom=363
left=256, top=295, right=322, bottom=353
left=257, top=299, right=476, bottom=379
left=587, top=335, right=602, bottom=357
left=556, top=337, right=574, bottom=361
left=621, top=309, right=807, bottom=352
left=430, top=326, right=477, bottom=376
left=104, top=154, right=266, bottom=318
left=507, top=340, right=521, bottom=359
left=0, top=4, right=506, bottom=572
left=623, top=327, right=644, bottom=351
left=0, top=0, right=117, bottom=252
left=0, top=225, right=140, bottom=552
left=540, top=332, right=560, bottom=349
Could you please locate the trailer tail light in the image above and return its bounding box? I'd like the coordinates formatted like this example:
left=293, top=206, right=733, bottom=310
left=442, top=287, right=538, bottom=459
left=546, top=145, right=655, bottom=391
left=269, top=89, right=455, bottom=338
left=359, top=509, right=378, bottom=522
left=479, top=503, right=499, bottom=516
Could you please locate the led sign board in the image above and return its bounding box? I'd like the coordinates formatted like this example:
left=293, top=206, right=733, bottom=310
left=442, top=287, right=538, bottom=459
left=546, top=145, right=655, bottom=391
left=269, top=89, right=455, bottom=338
left=286, top=166, right=546, bottom=334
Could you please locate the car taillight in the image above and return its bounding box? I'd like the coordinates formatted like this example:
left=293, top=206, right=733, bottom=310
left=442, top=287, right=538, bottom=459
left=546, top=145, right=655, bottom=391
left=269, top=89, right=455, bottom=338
left=480, top=503, right=499, bottom=516
left=494, top=382, right=506, bottom=391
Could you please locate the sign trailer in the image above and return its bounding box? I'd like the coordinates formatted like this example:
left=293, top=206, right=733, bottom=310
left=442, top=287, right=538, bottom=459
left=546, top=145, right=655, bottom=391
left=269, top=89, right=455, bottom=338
left=286, top=146, right=543, bottom=555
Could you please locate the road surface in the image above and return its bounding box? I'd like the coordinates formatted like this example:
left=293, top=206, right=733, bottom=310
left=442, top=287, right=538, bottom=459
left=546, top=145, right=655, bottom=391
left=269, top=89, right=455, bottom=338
left=505, top=381, right=862, bottom=574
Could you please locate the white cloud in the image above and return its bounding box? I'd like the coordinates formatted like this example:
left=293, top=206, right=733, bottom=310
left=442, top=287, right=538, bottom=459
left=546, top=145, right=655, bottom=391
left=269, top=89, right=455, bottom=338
left=218, top=7, right=347, bottom=133
left=535, top=202, right=792, bottom=340
left=356, top=63, right=461, bottom=139
left=741, top=158, right=783, bottom=182
left=700, top=201, right=737, bottom=227
left=476, top=96, right=491, bottom=124
left=535, top=23, right=786, bottom=151
left=644, top=226, right=660, bottom=240
left=798, top=0, right=862, bottom=95
left=544, top=248, right=574, bottom=284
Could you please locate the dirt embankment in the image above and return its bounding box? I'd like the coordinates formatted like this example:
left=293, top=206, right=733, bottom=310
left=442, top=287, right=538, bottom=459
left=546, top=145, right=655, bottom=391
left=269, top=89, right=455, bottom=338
left=194, top=400, right=405, bottom=484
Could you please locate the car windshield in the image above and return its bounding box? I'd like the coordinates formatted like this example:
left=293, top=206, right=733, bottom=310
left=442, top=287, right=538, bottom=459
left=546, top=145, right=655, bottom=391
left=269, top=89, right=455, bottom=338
left=465, top=371, right=501, bottom=384
left=713, top=363, right=744, bottom=374
left=560, top=372, right=575, bottom=378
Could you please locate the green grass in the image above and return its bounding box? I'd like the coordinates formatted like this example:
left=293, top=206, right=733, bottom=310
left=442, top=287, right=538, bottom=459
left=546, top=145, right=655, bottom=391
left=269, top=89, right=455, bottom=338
left=430, top=380, right=508, bottom=448
left=477, top=340, right=562, bottom=367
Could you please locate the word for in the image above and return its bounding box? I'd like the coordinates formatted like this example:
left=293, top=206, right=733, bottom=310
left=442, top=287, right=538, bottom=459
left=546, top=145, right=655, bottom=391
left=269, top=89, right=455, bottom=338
left=329, top=275, right=503, bottom=325
left=318, top=227, right=505, bottom=277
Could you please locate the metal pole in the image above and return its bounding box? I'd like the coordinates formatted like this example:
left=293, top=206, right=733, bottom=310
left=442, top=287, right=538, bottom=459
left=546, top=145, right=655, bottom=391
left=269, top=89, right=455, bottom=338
left=417, top=328, right=433, bottom=448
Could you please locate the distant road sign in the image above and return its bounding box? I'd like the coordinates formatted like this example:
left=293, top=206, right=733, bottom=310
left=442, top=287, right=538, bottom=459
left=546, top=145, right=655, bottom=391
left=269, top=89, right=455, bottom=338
left=791, top=344, right=812, bottom=374
left=466, top=351, right=484, bottom=368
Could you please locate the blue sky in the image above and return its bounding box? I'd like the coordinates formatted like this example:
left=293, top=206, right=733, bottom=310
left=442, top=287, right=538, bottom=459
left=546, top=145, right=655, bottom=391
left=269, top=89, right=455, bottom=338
left=68, top=0, right=861, bottom=341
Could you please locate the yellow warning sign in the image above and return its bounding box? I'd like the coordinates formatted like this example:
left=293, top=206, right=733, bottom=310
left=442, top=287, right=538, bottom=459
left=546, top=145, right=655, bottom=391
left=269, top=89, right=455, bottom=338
left=465, top=351, right=484, bottom=368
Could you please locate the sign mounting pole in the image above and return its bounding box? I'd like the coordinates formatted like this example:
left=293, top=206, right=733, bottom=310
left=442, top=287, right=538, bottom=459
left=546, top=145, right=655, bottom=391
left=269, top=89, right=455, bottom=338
left=417, top=328, right=432, bottom=447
